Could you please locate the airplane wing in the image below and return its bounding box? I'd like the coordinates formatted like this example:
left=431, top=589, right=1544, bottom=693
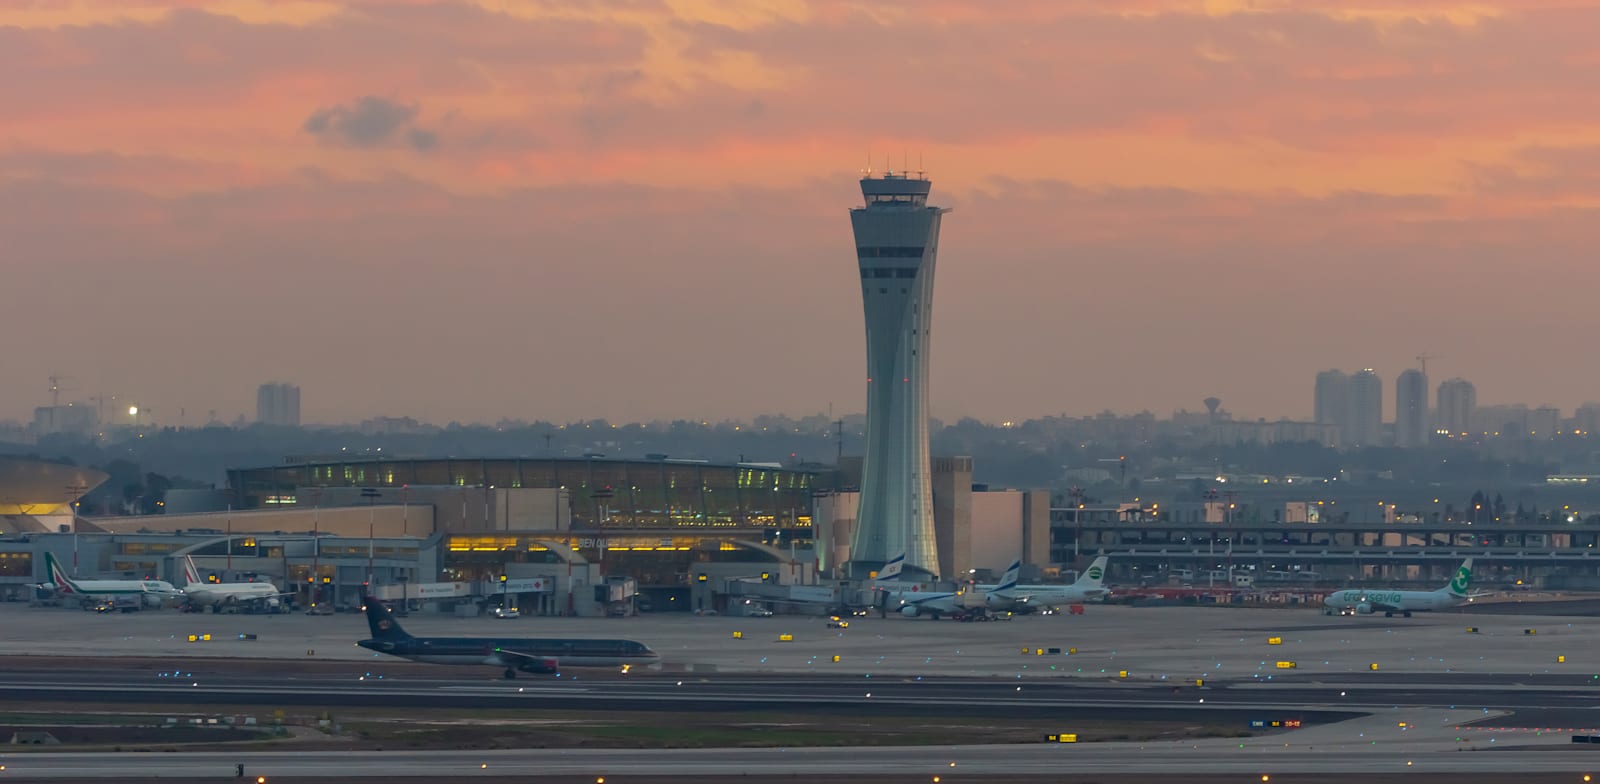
left=492, top=648, right=561, bottom=674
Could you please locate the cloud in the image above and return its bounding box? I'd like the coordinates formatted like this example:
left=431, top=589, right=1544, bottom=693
left=303, top=95, right=439, bottom=150
left=407, top=128, right=439, bottom=152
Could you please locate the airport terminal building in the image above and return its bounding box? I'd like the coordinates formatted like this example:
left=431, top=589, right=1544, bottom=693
left=0, top=457, right=834, bottom=613
left=12, top=454, right=1600, bottom=613
left=0, top=454, right=1052, bottom=614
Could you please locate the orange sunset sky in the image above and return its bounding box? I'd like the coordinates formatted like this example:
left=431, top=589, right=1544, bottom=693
left=3, top=1, right=1599, bottom=426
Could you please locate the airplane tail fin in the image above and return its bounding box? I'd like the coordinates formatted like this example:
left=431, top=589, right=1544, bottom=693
left=182, top=555, right=202, bottom=588
left=1075, top=556, right=1109, bottom=588
left=1444, top=558, right=1473, bottom=598
left=874, top=554, right=905, bottom=584
left=363, top=596, right=410, bottom=640
left=44, top=552, right=78, bottom=594
left=992, top=558, right=1021, bottom=597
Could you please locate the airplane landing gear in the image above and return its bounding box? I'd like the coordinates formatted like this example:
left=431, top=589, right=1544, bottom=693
left=1384, top=611, right=1394, bottom=617
left=503, top=668, right=517, bottom=680
left=1403, top=611, right=1413, bottom=618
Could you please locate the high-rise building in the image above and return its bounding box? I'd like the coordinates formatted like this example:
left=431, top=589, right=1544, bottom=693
left=1394, top=369, right=1429, bottom=447
left=1474, top=404, right=1530, bottom=436
left=256, top=383, right=301, bottom=427
left=1436, top=378, right=1476, bottom=437
left=1347, top=369, right=1383, bottom=447
left=1531, top=406, right=1560, bottom=439
left=1313, top=370, right=1349, bottom=434
left=847, top=171, right=947, bottom=580
left=1574, top=402, right=1600, bottom=436
left=31, top=404, right=97, bottom=436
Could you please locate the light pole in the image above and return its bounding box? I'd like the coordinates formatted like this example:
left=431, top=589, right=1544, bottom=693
left=1203, top=488, right=1220, bottom=589
left=309, top=487, right=322, bottom=608
left=360, top=488, right=381, bottom=589
left=1068, top=486, right=1086, bottom=559
left=63, top=483, right=86, bottom=572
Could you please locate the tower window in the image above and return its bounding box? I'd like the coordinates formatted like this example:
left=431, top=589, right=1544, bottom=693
left=857, top=246, right=925, bottom=258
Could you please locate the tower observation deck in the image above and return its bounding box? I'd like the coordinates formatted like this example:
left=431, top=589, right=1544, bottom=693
left=848, top=171, right=948, bottom=580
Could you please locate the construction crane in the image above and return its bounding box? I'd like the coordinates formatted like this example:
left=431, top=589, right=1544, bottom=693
left=1416, top=353, right=1440, bottom=376
left=87, top=394, right=117, bottom=425
left=48, top=375, right=74, bottom=407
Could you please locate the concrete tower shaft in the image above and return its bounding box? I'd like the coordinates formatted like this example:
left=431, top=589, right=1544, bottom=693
left=849, top=172, right=947, bottom=580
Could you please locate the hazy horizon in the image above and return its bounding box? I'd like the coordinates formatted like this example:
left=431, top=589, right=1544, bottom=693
left=6, top=2, right=1599, bottom=427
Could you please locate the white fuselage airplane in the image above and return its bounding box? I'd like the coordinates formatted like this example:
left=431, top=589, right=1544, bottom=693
left=180, top=556, right=287, bottom=609
left=1323, top=558, right=1477, bottom=617
left=880, top=558, right=1021, bottom=618
left=999, top=556, right=1111, bottom=611
left=41, top=551, right=182, bottom=607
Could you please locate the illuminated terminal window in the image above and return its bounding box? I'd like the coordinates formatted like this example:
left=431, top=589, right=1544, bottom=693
left=447, top=536, right=520, bottom=552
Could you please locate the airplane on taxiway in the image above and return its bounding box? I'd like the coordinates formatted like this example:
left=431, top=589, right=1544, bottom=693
left=357, top=595, right=660, bottom=678
left=1323, top=558, right=1486, bottom=617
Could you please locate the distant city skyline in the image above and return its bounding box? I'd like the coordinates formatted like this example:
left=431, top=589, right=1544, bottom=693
left=5, top=4, right=1600, bottom=428
left=6, top=364, right=1593, bottom=432
left=7, top=368, right=1596, bottom=434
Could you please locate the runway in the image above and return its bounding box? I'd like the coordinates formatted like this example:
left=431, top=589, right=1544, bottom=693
left=0, top=665, right=1593, bottom=719
left=2, top=709, right=1598, bottom=780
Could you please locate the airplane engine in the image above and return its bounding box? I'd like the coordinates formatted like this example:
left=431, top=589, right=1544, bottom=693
left=900, top=605, right=920, bottom=618
left=1355, top=602, right=1373, bottom=615
left=143, top=593, right=165, bottom=608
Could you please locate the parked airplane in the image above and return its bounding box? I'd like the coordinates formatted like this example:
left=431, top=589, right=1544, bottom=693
left=1001, top=556, right=1111, bottom=612
left=887, top=559, right=1021, bottom=619
left=180, top=556, right=289, bottom=611
left=1323, top=558, right=1478, bottom=617
left=40, top=552, right=183, bottom=608
left=357, top=595, right=660, bottom=678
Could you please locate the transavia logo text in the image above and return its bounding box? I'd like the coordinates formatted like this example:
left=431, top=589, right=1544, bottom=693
left=1340, top=590, right=1403, bottom=604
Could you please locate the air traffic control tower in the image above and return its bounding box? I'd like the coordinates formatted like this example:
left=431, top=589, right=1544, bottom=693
left=848, top=171, right=948, bottom=581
